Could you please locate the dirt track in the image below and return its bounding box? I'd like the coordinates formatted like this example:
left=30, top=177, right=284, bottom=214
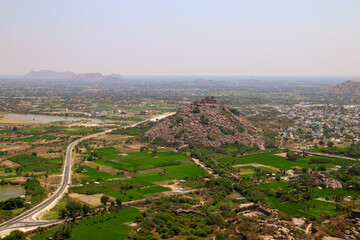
left=233, top=163, right=280, bottom=172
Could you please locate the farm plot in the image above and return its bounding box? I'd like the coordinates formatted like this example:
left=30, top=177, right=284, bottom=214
left=16, top=135, right=57, bottom=142
left=75, top=165, right=120, bottom=181
left=258, top=181, right=359, bottom=217
left=31, top=207, right=140, bottom=240
left=9, top=154, right=63, bottom=172
left=218, top=152, right=351, bottom=170
left=90, top=147, right=189, bottom=171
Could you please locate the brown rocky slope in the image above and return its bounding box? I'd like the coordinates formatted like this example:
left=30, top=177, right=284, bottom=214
left=145, top=96, right=266, bottom=149
left=324, top=80, right=360, bottom=96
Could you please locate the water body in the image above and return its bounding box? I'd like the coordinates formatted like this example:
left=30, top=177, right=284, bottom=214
left=0, top=185, right=24, bottom=201
left=0, top=113, right=109, bottom=124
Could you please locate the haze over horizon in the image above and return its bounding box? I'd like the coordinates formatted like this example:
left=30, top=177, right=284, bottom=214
left=1, top=0, right=359, bottom=76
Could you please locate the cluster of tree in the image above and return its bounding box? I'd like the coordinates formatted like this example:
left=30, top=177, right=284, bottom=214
left=24, top=178, right=44, bottom=201
left=234, top=180, right=268, bottom=204
left=0, top=197, right=24, bottom=210
left=131, top=195, right=277, bottom=240
left=52, top=226, right=72, bottom=240
left=59, top=200, right=91, bottom=219
left=84, top=152, right=102, bottom=161
left=286, top=151, right=302, bottom=161
left=316, top=143, right=360, bottom=158
left=111, top=121, right=157, bottom=136
left=0, top=230, right=26, bottom=240
left=69, top=180, right=144, bottom=195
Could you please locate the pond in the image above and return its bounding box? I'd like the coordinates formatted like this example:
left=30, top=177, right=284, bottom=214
left=0, top=185, right=24, bottom=201
left=0, top=113, right=110, bottom=124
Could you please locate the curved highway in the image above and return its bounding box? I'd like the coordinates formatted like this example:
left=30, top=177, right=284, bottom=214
left=0, top=112, right=175, bottom=236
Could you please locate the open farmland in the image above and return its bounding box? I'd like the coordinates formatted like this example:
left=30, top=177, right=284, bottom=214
left=72, top=147, right=204, bottom=202
left=258, top=181, right=360, bottom=217
left=31, top=207, right=140, bottom=240
left=16, top=135, right=57, bottom=142
left=218, top=152, right=355, bottom=170
left=74, top=165, right=119, bottom=181
left=9, top=154, right=63, bottom=172
left=89, top=147, right=190, bottom=171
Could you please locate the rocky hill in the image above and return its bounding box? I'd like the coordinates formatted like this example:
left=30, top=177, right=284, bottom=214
left=325, top=80, right=360, bottom=96
left=24, top=70, right=123, bottom=82
left=145, top=96, right=266, bottom=149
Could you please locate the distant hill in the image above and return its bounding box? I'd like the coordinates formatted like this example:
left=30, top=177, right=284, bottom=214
left=24, top=70, right=123, bottom=82
left=325, top=80, right=360, bottom=96
left=70, top=72, right=104, bottom=81
left=25, top=70, right=76, bottom=80
left=145, top=96, right=266, bottom=149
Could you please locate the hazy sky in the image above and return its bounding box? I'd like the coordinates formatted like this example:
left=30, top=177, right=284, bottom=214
left=0, top=0, right=359, bottom=76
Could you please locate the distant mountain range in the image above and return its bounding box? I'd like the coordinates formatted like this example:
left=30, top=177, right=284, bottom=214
left=24, top=70, right=124, bottom=81
left=324, top=80, right=360, bottom=96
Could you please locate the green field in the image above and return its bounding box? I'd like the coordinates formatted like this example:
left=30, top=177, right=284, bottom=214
left=31, top=207, right=140, bottom=240
left=267, top=197, right=336, bottom=217
left=124, top=164, right=204, bottom=186
left=258, top=181, right=360, bottom=217
left=77, top=148, right=203, bottom=201
left=218, top=152, right=353, bottom=170
left=9, top=154, right=63, bottom=172
left=91, top=147, right=189, bottom=171
left=16, top=135, right=57, bottom=142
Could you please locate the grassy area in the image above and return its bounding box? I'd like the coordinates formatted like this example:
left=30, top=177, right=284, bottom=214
left=218, top=152, right=352, bottom=170
left=91, top=147, right=188, bottom=171
left=258, top=181, right=360, bottom=217
left=41, top=200, right=67, bottom=220
left=267, top=197, right=336, bottom=217
left=31, top=207, right=140, bottom=240
left=16, top=135, right=57, bottom=142
left=124, top=164, right=204, bottom=186
left=76, top=165, right=119, bottom=181
left=9, top=154, right=63, bottom=172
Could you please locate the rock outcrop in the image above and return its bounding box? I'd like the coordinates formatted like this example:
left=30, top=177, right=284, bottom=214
left=145, top=96, right=266, bottom=149
left=324, top=80, right=360, bottom=96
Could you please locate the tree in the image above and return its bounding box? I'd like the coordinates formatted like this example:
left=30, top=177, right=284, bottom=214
left=65, top=200, right=83, bottom=218
left=82, top=203, right=91, bottom=216
left=53, top=226, right=72, bottom=240
left=116, top=197, right=122, bottom=208
left=2, top=230, right=26, bottom=240
left=286, top=151, right=299, bottom=161
left=37, top=226, right=44, bottom=237
left=101, top=195, right=110, bottom=205
left=327, top=141, right=334, bottom=147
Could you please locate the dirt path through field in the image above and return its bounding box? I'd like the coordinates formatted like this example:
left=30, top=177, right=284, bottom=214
left=192, top=158, right=218, bottom=178
left=233, top=163, right=280, bottom=172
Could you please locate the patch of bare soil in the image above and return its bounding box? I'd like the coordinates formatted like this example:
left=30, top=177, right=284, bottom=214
left=24, top=145, right=64, bottom=159
left=233, top=163, right=280, bottom=172
left=39, top=174, right=62, bottom=191
left=72, top=172, right=88, bottom=181
left=275, top=152, right=287, bottom=157
left=125, top=168, right=162, bottom=176
left=69, top=193, right=105, bottom=207
left=154, top=180, right=181, bottom=191
left=10, top=177, right=28, bottom=184
left=109, top=176, right=132, bottom=181
left=123, top=222, right=138, bottom=227
left=0, top=160, right=21, bottom=168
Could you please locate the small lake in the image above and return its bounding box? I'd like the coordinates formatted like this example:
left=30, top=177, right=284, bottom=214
left=0, top=185, right=24, bottom=201
left=0, top=113, right=110, bottom=124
